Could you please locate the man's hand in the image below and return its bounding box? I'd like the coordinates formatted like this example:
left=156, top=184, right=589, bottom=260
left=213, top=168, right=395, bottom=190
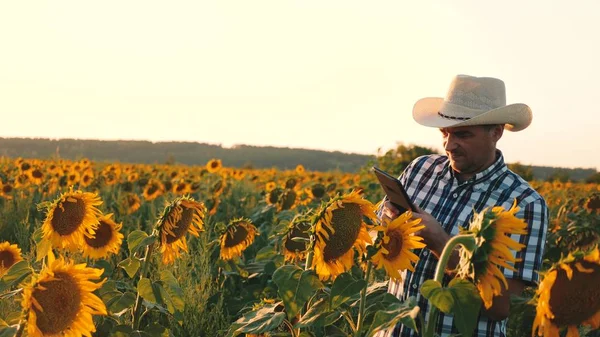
left=410, top=204, right=450, bottom=257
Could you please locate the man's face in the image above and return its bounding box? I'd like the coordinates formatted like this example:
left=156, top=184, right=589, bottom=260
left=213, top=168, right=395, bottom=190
left=440, top=125, right=502, bottom=175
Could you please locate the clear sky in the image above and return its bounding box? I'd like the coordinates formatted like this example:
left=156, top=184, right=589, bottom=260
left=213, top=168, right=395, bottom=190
left=1, top=1, right=599, bottom=170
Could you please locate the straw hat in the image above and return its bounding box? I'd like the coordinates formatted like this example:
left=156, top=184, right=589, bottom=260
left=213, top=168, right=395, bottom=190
left=412, top=75, right=532, bottom=131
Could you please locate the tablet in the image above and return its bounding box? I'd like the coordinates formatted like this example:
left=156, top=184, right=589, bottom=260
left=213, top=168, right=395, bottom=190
left=372, top=166, right=416, bottom=213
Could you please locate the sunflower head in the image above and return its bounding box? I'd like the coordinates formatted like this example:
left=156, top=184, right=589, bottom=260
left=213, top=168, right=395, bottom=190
left=585, top=193, right=600, bottom=214
left=282, top=215, right=312, bottom=263
left=533, top=248, right=600, bottom=337
left=143, top=179, right=164, bottom=201
left=266, top=187, right=284, bottom=206
left=21, top=253, right=107, bottom=337
left=82, top=213, right=124, bottom=259
left=370, top=211, right=426, bottom=281
left=278, top=189, right=297, bottom=211
left=220, top=218, right=259, bottom=261
left=156, top=196, right=206, bottom=264
left=0, top=241, right=23, bottom=277
left=206, top=159, right=223, bottom=173
left=307, top=183, right=327, bottom=201
left=295, top=164, right=305, bottom=175
left=40, top=189, right=103, bottom=251
left=310, top=190, right=377, bottom=280
left=457, top=201, right=528, bottom=308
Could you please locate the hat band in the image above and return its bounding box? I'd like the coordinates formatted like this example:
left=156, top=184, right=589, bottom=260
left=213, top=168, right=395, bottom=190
left=437, top=111, right=471, bottom=121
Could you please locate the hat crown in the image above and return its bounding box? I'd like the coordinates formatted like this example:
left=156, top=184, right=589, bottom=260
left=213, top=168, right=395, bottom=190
left=444, top=75, right=507, bottom=112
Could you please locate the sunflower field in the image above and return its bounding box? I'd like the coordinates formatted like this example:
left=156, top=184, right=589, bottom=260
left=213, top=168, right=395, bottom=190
left=0, top=156, right=598, bottom=337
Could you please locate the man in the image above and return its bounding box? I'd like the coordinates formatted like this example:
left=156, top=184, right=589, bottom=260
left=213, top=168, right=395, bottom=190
left=377, top=75, right=548, bottom=337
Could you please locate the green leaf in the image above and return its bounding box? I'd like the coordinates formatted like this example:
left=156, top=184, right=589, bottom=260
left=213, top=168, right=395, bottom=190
left=254, top=245, right=277, bottom=261
left=108, top=292, right=137, bottom=315
left=33, top=227, right=51, bottom=262
left=127, top=230, right=155, bottom=254
left=226, top=304, right=286, bottom=337
left=0, top=325, right=18, bottom=337
left=295, top=297, right=342, bottom=328
left=118, top=257, right=141, bottom=278
left=420, top=280, right=454, bottom=314
left=330, top=272, right=367, bottom=310
left=0, top=260, right=31, bottom=293
left=272, top=265, right=323, bottom=319
left=365, top=300, right=420, bottom=337
left=448, top=279, right=481, bottom=337
left=160, top=270, right=185, bottom=313
left=137, top=278, right=162, bottom=305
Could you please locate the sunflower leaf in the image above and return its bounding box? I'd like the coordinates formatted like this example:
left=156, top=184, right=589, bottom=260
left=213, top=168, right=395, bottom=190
left=226, top=304, right=286, bottom=337
left=272, top=265, right=323, bottom=319
left=295, top=297, right=342, bottom=328
left=420, top=280, right=454, bottom=314
left=118, top=257, right=141, bottom=278
left=160, top=270, right=185, bottom=314
left=448, top=278, right=481, bottom=337
left=330, top=272, right=368, bottom=310
left=127, top=230, right=155, bottom=255
left=0, top=325, right=18, bottom=337
left=0, top=260, right=31, bottom=294
left=364, top=299, right=420, bottom=337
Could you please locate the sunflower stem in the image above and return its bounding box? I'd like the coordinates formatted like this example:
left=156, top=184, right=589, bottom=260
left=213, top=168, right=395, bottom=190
left=423, top=234, right=476, bottom=337
left=356, top=260, right=373, bottom=336
left=132, top=241, right=156, bottom=330
left=304, top=250, right=314, bottom=271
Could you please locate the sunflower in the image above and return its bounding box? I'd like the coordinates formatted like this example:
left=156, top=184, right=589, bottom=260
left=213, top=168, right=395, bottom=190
left=0, top=181, right=14, bottom=199
left=80, top=170, right=94, bottom=187
left=282, top=217, right=311, bottom=263
left=0, top=241, right=23, bottom=277
left=278, top=189, right=297, bottom=211
left=585, top=193, right=600, bottom=213
left=220, top=218, right=259, bottom=260
left=21, top=253, right=107, bottom=337
left=41, top=189, right=103, bottom=251
left=28, top=167, right=45, bottom=185
left=456, top=201, right=528, bottom=309
left=210, top=178, right=226, bottom=196
left=295, top=164, right=305, bottom=175
left=66, top=170, right=81, bottom=186
left=143, top=179, right=164, bottom=201
left=206, top=159, right=222, bottom=173
left=370, top=211, right=426, bottom=280
left=82, top=213, right=124, bottom=259
left=156, top=196, right=206, bottom=264
left=265, top=181, right=276, bottom=192
left=307, top=183, right=327, bottom=201
left=266, top=187, right=283, bottom=206
left=122, top=193, right=141, bottom=215
left=173, top=180, right=191, bottom=195
left=311, top=190, right=377, bottom=280
left=533, top=248, right=600, bottom=337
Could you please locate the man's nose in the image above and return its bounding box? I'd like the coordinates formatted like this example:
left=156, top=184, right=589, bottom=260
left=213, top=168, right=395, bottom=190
left=444, top=135, right=458, bottom=151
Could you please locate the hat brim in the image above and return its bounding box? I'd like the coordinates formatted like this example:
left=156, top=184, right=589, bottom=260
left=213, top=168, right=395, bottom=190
left=412, top=97, right=532, bottom=132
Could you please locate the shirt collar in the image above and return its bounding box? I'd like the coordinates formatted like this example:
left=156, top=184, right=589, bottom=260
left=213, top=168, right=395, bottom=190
left=437, top=150, right=507, bottom=190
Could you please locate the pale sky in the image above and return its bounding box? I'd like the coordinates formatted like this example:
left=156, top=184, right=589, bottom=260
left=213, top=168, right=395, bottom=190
left=1, top=1, right=599, bottom=170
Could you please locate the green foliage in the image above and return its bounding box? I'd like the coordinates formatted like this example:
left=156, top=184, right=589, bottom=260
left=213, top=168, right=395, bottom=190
left=508, top=162, right=534, bottom=181
left=272, top=265, right=324, bottom=319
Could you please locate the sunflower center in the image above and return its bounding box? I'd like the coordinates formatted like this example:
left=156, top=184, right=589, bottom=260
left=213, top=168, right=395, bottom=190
left=32, top=169, right=44, bottom=179
left=279, top=190, right=297, bottom=210
left=284, top=222, right=310, bottom=252
left=32, top=272, right=82, bottom=335
left=2, top=185, right=12, bottom=194
left=147, top=185, right=158, bottom=195
left=0, top=250, right=15, bottom=269
left=322, top=203, right=362, bottom=261
left=50, top=197, right=87, bottom=236
left=383, top=230, right=404, bottom=260
left=224, top=224, right=249, bottom=247
left=84, top=220, right=113, bottom=248
left=166, top=207, right=195, bottom=243
left=549, top=261, right=600, bottom=326
left=211, top=161, right=219, bottom=169
left=311, top=184, right=326, bottom=198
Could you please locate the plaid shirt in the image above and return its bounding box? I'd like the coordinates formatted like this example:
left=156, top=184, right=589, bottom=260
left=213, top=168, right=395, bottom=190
left=375, top=152, right=548, bottom=337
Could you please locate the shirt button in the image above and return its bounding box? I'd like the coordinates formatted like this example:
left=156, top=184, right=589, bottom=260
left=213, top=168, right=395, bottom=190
left=423, top=251, right=428, bottom=256
left=453, top=193, right=458, bottom=198
left=412, top=284, right=418, bottom=290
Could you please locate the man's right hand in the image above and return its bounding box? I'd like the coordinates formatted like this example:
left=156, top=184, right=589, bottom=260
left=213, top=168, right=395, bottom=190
left=381, top=200, right=401, bottom=222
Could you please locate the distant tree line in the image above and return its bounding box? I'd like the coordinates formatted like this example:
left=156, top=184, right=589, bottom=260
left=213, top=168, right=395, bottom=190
left=0, top=138, right=597, bottom=181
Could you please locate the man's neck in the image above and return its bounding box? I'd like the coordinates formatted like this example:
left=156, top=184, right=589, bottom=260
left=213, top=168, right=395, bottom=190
left=455, top=151, right=499, bottom=183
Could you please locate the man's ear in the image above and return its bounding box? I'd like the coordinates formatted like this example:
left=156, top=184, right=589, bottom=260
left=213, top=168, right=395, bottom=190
left=491, top=124, right=504, bottom=142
